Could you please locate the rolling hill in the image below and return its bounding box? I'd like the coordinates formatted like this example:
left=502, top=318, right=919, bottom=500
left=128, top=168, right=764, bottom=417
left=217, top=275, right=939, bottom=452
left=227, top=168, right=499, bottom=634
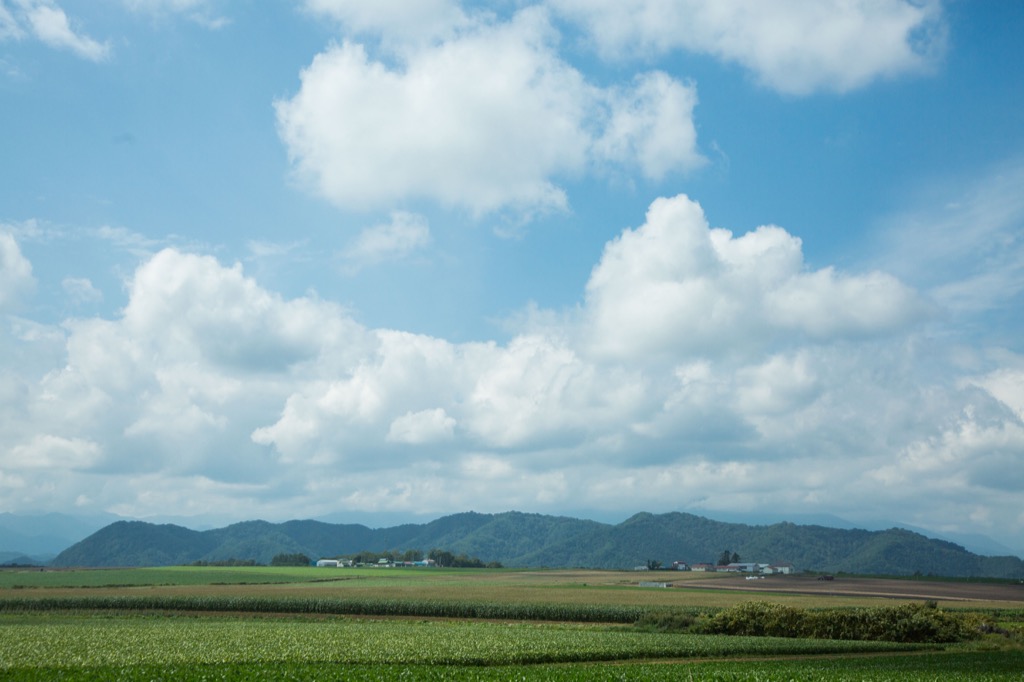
left=50, top=511, right=1024, bottom=579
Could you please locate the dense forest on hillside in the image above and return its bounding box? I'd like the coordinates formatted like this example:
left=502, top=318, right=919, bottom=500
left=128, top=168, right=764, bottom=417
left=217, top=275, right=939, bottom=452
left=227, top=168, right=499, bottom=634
left=51, top=511, right=1024, bottom=579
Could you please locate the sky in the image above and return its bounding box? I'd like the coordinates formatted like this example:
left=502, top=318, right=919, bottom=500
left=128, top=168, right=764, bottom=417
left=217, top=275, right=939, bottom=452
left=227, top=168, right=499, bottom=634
left=1, top=0, right=1023, bottom=555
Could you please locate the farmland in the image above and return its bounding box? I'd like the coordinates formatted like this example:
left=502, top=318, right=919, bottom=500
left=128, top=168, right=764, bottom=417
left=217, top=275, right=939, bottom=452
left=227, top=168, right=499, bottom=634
left=1, top=566, right=1022, bottom=679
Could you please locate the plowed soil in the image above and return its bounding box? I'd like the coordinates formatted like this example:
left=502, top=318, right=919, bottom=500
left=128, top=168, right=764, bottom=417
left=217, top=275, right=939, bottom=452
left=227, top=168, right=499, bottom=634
left=675, top=574, right=1024, bottom=603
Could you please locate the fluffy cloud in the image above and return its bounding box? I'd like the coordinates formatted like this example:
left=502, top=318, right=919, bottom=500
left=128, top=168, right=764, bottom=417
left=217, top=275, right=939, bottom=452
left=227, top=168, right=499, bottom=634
left=0, top=232, right=34, bottom=311
left=387, top=408, right=456, bottom=445
left=1, top=196, right=1021, bottom=550
left=583, top=194, right=927, bottom=360
left=9, top=435, right=102, bottom=470
left=119, top=249, right=356, bottom=371
left=276, top=8, right=702, bottom=215
left=967, top=368, right=1024, bottom=422
left=550, top=0, right=946, bottom=94
left=595, top=72, right=705, bottom=180
left=4, top=1, right=110, bottom=61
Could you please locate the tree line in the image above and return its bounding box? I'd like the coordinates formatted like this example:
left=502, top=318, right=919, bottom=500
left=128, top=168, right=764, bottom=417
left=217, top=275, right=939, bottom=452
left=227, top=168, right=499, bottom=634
left=340, top=548, right=501, bottom=568
left=260, top=549, right=502, bottom=568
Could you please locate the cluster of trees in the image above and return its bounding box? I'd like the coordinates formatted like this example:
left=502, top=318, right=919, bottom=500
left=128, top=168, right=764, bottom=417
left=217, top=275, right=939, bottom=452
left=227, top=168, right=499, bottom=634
left=344, top=549, right=424, bottom=565
left=337, top=548, right=501, bottom=568
left=646, top=550, right=743, bottom=571
left=180, top=549, right=503, bottom=569
left=189, top=558, right=258, bottom=567
left=426, top=548, right=502, bottom=568
left=270, top=553, right=312, bottom=567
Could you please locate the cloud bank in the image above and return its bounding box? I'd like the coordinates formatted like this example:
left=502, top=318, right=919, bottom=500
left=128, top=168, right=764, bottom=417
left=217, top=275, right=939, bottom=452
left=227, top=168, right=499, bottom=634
left=2, top=195, right=1021, bottom=549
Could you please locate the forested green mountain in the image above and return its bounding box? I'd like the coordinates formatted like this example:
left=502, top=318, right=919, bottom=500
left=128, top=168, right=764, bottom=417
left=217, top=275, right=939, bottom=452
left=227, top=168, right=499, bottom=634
left=51, top=511, right=1024, bottom=578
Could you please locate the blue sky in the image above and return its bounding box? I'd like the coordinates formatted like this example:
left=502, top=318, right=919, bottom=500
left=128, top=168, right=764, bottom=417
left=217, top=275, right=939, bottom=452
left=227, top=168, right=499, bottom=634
left=2, top=1, right=1023, bottom=554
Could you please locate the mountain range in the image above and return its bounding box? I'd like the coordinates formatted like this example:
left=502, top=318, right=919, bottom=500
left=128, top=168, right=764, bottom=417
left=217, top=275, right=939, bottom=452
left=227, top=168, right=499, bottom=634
left=48, top=511, right=1024, bottom=579
left=0, top=512, right=121, bottom=565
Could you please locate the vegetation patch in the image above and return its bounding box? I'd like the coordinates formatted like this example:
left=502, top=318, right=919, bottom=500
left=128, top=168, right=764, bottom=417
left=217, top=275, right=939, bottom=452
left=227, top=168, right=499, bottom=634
left=695, top=600, right=986, bottom=643
left=0, top=594, right=650, bottom=623
left=3, top=652, right=1024, bottom=682
left=0, top=613, right=924, bottom=671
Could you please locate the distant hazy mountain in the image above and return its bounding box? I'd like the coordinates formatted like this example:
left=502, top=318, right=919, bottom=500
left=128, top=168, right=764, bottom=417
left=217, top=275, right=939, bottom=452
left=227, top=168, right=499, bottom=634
left=0, top=552, right=44, bottom=566
left=0, top=512, right=121, bottom=561
left=682, top=511, right=1021, bottom=558
left=51, top=511, right=1024, bottom=579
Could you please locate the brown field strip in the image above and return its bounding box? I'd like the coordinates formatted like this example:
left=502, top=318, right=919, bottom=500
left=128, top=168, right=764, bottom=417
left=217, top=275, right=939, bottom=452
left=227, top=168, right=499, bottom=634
left=673, top=574, right=1024, bottom=606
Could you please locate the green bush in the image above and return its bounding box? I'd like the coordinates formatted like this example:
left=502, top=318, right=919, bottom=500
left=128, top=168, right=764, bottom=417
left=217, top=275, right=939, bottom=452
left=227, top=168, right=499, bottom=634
left=695, top=600, right=983, bottom=643
left=695, top=601, right=805, bottom=638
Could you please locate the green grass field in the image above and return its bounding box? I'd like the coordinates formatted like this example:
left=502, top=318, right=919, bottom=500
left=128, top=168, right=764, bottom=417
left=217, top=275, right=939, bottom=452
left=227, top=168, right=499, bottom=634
left=1, top=566, right=1021, bottom=679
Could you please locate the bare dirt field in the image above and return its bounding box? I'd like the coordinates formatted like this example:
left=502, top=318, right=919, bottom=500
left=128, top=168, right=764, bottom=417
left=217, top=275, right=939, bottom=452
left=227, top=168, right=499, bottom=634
left=674, top=574, right=1024, bottom=604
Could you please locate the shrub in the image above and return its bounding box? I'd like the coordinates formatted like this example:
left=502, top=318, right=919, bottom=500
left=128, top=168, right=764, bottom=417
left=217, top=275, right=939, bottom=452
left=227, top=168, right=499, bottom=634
left=694, top=600, right=983, bottom=643
left=696, top=601, right=806, bottom=638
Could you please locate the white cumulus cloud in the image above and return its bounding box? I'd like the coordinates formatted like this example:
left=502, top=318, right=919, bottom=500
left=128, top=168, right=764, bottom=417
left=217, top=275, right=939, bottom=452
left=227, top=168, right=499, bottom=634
left=550, top=0, right=946, bottom=94
left=276, top=8, right=702, bottom=216
left=8, top=434, right=102, bottom=470
left=583, top=194, right=928, bottom=361
left=387, top=408, right=456, bottom=444
left=595, top=71, right=705, bottom=179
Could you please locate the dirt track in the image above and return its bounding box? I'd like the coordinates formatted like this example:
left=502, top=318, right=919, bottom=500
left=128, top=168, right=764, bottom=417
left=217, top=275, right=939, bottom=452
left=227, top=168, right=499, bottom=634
left=674, top=574, right=1024, bottom=603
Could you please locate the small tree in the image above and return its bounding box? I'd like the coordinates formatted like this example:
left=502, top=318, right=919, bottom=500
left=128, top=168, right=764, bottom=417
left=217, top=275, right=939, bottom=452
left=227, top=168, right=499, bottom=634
left=646, top=559, right=663, bottom=570
left=717, top=550, right=732, bottom=566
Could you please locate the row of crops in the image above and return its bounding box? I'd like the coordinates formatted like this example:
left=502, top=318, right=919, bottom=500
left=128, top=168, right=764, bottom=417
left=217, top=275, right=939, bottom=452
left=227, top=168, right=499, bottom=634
left=0, top=613, right=1021, bottom=681
left=4, top=654, right=1024, bottom=682
left=0, top=594, right=652, bottom=623
left=0, top=613, right=927, bottom=668
left=0, top=594, right=994, bottom=642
